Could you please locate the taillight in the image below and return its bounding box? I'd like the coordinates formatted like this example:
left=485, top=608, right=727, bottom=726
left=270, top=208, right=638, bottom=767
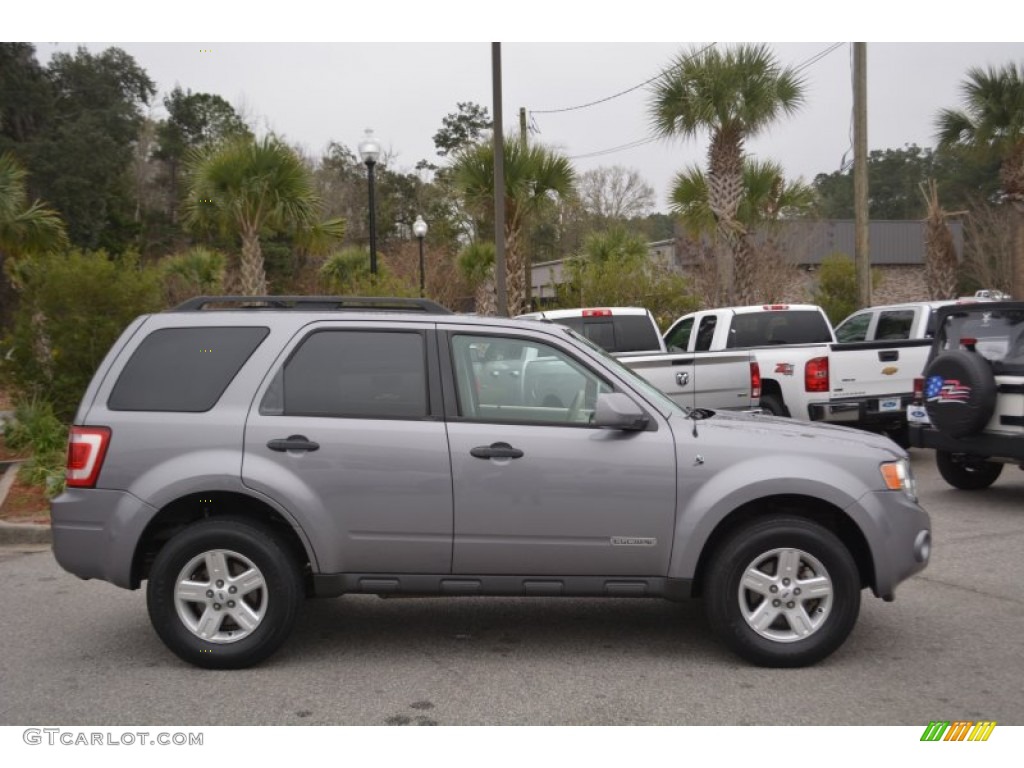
left=912, top=376, right=924, bottom=405
left=582, top=309, right=612, bottom=317
left=750, top=361, right=762, bottom=400
left=66, top=427, right=111, bottom=488
left=762, top=304, right=790, bottom=311
left=805, top=356, right=829, bottom=392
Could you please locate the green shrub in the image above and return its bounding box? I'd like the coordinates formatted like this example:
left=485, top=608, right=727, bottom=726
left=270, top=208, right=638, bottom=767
left=1, top=249, right=163, bottom=420
left=3, top=398, right=68, bottom=496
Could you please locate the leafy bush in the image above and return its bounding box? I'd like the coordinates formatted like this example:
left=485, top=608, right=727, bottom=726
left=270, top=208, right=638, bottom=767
left=320, top=247, right=419, bottom=298
left=160, top=247, right=226, bottom=304
left=811, top=252, right=880, bottom=326
left=1, top=249, right=163, bottom=420
left=3, top=397, right=67, bottom=496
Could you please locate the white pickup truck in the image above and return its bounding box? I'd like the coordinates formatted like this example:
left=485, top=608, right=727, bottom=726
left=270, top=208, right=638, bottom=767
left=518, top=307, right=760, bottom=411
left=807, top=301, right=956, bottom=442
left=663, top=304, right=835, bottom=418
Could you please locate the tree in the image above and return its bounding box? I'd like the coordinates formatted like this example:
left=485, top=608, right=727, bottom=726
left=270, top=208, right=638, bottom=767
left=935, top=62, right=1024, bottom=298
left=0, top=43, right=52, bottom=148
left=184, top=135, right=345, bottom=295
left=649, top=43, right=805, bottom=304
left=453, top=139, right=575, bottom=315
left=812, top=144, right=1000, bottom=219
left=555, top=228, right=696, bottom=328
left=24, top=46, right=156, bottom=251
left=155, top=86, right=251, bottom=223
left=576, top=166, right=655, bottom=222
left=456, top=241, right=497, bottom=316
left=812, top=253, right=860, bottom=326
left=671, top=158, right=814, bottom=304
left=433, top=102, right=492, bottom=157
left=0, top=152, right=68, bottom=258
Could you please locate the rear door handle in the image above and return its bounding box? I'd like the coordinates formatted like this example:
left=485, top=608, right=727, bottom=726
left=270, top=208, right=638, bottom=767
left=470, top=442, right=524, bottom=460
left=267, top=435, right=320, bottom=452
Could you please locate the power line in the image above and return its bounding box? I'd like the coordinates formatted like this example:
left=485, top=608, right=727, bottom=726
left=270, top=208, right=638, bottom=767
left=531, top=43, right=718, bottom=115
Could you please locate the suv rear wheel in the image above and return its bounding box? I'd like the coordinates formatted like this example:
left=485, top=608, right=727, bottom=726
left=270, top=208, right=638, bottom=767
left=146, top=518, right=303, bottom=669
left=935, top=450, right=1003, bottom=490
left=704, top=516, right=860, bottom=667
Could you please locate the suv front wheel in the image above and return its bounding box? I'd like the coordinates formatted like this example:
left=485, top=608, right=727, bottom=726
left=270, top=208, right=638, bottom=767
left=146, top=518, right=303, bottom=669
left=704, top=516, right=860, bottom=668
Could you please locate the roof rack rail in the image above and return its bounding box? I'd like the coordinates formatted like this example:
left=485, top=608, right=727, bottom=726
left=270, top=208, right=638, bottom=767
left=171, top=295, right=453, bottom=314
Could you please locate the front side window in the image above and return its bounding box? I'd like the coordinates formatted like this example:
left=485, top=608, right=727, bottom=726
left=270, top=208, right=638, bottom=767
left=451, top=334, right=611, bottom=425
left=665, top=317, right=694, bottom=352
left=260, top=330, right=427, bottom=419
left=835, top=312, right=871, bottom=343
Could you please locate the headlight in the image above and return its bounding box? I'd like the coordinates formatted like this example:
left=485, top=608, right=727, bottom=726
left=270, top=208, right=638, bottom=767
left=881, top=458, right=917, bottom=501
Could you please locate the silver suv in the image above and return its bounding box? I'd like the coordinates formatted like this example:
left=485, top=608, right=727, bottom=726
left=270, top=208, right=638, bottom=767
left=51, top=296, right=931, bottom=669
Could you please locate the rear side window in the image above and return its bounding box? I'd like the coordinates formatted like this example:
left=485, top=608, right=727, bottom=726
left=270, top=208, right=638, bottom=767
left=727, top=310, right=832, bottom=348
left=875, top=310, right=915, bottom=340
left=261, top=330, right=428, bottom=419
left=108, top=326, right=269, bottom=412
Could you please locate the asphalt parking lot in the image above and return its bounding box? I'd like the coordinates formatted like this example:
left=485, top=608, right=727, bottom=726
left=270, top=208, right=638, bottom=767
left=1, top=448, right=1022, bottom=726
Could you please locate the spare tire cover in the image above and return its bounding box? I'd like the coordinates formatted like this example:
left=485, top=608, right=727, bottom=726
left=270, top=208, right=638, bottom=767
left=923, top=350, right=997, bottom=437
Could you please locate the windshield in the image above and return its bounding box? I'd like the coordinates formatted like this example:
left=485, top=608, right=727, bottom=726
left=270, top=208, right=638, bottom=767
left=559, top=326, right=689, bottom=417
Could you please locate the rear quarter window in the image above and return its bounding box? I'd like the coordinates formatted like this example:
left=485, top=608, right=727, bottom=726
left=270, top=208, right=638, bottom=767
left=108, top=326, right=269, bottom=412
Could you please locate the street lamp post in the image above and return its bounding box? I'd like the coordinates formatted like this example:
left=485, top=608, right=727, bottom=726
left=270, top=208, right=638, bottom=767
left=358, top=129, right=381, bottom=275
left=413, top=215, right=428, bottom=297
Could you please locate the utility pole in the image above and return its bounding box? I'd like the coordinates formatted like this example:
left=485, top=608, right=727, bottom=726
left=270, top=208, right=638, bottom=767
left=492, top=43, right=508, bottom=316
left=853, top=42, right=871, bottom=308
left=520, top=106, right=532, bottom=311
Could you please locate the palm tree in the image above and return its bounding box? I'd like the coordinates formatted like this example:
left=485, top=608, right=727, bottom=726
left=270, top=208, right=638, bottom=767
left=0, top=152, right=68, bottom=257
left=671, top=159, right=814, bottom=304
left=649, top=44, right=805, bottom=304
left=935, top=63, right=1024, bottom=298
left=453, top=139, right=575, bottom=315
left=184, top=135, right=344, bottom=295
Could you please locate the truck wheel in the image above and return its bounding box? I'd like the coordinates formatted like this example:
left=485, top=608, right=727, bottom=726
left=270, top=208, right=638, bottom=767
left=760, top=394, right=787, bottom=417
left=704, top=516, right=860, bottom=668
left=935, top=450, right=1003, bottom=490
left=146, top=517, right=303, bottom=669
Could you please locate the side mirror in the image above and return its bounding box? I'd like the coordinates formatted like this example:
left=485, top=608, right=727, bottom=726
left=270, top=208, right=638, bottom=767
left=593, top=393, right=649, bottom=431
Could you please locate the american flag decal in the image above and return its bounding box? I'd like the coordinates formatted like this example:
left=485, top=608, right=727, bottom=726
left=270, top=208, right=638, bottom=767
left=925, top=375, right=971, bottom=403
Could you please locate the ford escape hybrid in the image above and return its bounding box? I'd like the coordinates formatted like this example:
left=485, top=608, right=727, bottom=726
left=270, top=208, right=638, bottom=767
left=51, top=296, right=931, bottom=669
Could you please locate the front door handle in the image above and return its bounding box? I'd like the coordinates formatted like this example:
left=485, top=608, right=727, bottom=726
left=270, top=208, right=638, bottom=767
left=676, top=371, right=690, bottom=386
left=267, top=435, right=320, bottom=452
left=470, top=442, right=524, bottom=460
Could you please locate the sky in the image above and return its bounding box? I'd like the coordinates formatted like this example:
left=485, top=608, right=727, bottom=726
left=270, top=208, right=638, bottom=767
left=15, top=3, right=1024, bottom=217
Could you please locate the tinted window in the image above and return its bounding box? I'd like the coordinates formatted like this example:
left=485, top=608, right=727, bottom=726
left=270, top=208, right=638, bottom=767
left=876, top=310, right=915, bottom=340
left=695, top=316, right=717, bottom=351
left=835, top=312, right=870, bottom=343
left=109, top=326, right=268, bottom=412
left=581, top=321, right=616, bottom=351
left=726, top=310, right=832, bottom=347
left=941, top=309, right=1024, bottom=374
left=262, top=331, right=427, bottom=419
left=611, top=315, right=661, bottom=352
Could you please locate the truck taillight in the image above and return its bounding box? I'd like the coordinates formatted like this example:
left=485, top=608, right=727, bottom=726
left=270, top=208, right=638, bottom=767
left=762, top=304, right=790, bottom=311
left=750, top=361, right=762, bottom=400
left=805, top=356, right=829, bottom=393
left=582, top=309, right=612, bottom=317
left=912, top=376, right=924, bottom=405
left=66, top=427, right=111, bottom=488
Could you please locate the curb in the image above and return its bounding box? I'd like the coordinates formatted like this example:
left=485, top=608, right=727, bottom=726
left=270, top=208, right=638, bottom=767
left=0, top=519, right=51, bottom=546
left=0, top=460, right=52, bottom=546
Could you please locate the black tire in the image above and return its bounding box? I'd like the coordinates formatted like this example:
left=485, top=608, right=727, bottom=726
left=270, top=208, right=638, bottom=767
left=704, top=516, right=861, bottom=668
left=759, top=394, right=787, bottom=417
left=924, top=351, right=996, bottom=438
left=147, top=517, right=303, bottom=669
left=935, top=450, right=1003, bottom=490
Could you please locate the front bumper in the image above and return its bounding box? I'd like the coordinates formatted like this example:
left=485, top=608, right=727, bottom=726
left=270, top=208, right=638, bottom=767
left=50, top=488, right=159, bottom=589
left=854, top=490, right=931, bottom=599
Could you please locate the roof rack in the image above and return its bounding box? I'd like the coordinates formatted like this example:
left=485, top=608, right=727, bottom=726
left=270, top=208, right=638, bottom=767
left=171, top=295, right=453, bottom=314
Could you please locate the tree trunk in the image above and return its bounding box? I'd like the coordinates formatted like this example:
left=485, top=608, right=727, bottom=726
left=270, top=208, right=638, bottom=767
left=239, top=228, right=267, bottom=296
left=475, top=273, right=497, bottom=316
left=504, top=219, right=526, bottom=316
left=922, top=180, right=960, bottom=300
left=707, top=127, right=745, bottom=305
